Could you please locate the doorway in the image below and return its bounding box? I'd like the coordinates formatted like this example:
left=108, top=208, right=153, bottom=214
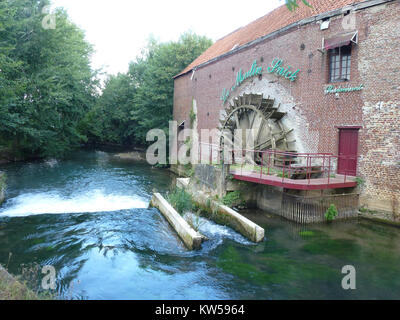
left=337, top=128, right=359, bottom=176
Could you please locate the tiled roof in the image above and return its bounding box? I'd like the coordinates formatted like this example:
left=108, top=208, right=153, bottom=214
left=176, top=0, right=364, bottom=77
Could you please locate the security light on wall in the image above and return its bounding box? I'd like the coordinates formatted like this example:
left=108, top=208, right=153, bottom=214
left=320, top=20, right=330, bottom=30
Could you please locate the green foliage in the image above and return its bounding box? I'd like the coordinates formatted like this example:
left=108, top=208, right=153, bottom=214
left=222, top=191, right=243, bottom=207
left=185, top=210, right=204, bottom=232
left=299, top=230, right=315, bottom=237
left=183, top=163, right=194, bottom=177
left=359, top=206, right=378, bottom=215
left=0, top=0, right=99, bottom=158
left=79, top=73, right=138, bottom=146
left=355, top=177, right=365, bottom=187
left=167, top=188, right=193, bottom=215
left=189, top=107, right=196, bottom=125
left=285, top=0, right=313, bottom=12
left=325, top=204, right=338, bottom=221
left=0, top=262, right=55, bottom=300
left=129, top=32, right=212, bottom=143
left=277, top=171, right=290, bottom=178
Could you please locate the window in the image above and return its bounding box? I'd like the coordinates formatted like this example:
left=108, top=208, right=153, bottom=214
left=329, top=45, right=351, bottom=82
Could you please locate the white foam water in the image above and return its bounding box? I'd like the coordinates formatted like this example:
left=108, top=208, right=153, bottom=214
left=0, top=190, right=148, bottom=217
left=184, top=212, right=251, bottom=245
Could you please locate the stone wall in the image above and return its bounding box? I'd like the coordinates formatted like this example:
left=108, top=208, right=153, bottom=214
left=357, top=2, right=400, bottom=217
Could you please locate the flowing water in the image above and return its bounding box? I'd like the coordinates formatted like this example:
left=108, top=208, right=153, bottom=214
left=0, top=150, right=399, bottom=300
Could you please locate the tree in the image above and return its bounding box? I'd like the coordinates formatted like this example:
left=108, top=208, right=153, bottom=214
left=79, top=73, right=138, bottom=146
left=0, top=0, right=98, bottom=159
left=130, top=32, right=213, bottom=143
left=285, top=0, right=313, bottom=12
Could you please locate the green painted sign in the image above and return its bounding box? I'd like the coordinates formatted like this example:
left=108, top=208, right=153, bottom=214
left=220, top=58, right=300, bottom=104
left=324, top=84, right=364, bottom=94
left=220, top=60, right=262, bottom=104
left=266, top=58, right=300, bottom=82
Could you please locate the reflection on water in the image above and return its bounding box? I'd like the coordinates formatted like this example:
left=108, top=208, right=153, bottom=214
left=0, top=150, right=399, bottom=300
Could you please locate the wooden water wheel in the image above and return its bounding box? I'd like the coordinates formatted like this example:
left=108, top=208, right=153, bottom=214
left=219, top=93, right=296, bottom=165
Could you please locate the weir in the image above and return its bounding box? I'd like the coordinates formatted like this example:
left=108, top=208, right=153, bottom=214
left=150, top=193, right=205, bottom=250
left=176, top=178, right=264, bottom=243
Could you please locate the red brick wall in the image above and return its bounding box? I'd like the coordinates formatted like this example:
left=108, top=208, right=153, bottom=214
left=173, top=1, right=400, bottom=214
left=357, top=2, right=400, bottom=215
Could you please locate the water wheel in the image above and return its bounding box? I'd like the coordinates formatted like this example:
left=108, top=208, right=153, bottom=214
left=219, top=93, right=296, bottom=165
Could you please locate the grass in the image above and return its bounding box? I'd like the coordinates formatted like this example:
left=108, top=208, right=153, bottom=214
left=167, top=187, right=193, bottom=215
left=184, top=211, right=205, bottom=232
left=0, top=278, right=39, bottom=300
left=222, top=191, right=243, bottom=207
left=0, top=265, right=54, bottom=300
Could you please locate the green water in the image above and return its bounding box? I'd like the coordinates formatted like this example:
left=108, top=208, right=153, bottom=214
left=0, top=150, right=399, bottom=300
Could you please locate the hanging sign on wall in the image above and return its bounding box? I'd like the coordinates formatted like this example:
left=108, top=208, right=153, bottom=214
left=220, top=58, right=300, bottom=104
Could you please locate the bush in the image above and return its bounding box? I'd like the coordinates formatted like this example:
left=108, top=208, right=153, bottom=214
left=222, top=191, right=243, bottom=207
left=325, top=204, right=338, bottom=221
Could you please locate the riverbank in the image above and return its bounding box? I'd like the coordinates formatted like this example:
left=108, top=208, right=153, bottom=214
left=0, top=265, right=40, bottom=300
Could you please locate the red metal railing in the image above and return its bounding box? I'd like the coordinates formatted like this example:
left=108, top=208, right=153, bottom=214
left=193, top=143, right=358, bottom=187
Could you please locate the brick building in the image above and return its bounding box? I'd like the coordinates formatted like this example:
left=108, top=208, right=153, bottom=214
left=173, top=0, right=400, bottom=215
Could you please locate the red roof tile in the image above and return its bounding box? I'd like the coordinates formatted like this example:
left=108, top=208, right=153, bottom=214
left=176, top=0, right=365, bottom=77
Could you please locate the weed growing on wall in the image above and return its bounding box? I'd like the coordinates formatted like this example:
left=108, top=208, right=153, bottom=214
left=355, top=177, right=365, bottom=187
left=189, top=107, right=196, bottom=126
left=325, top=204, right=338, bottom=221
left=223, top=191, right=243, bottom=207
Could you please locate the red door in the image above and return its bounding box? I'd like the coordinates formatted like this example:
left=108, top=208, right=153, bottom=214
left=338, top=129, right=359, bottom=176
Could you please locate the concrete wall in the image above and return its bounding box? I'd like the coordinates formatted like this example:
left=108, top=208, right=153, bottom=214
left=173, top=1, right=400, bottom=216
left=150, top=193, right=204, bottom=250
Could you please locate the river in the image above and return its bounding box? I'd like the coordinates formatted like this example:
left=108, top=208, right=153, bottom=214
left=0, top=150, right=399, bottom=300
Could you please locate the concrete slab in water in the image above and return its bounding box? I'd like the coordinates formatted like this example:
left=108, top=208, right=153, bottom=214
left=150, top=193, right=203, bottom=250
left=177, top=178, right=265, bottom=243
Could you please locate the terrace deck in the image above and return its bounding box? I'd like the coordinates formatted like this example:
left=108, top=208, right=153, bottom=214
left=231, top=170, right=357, bottom=190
